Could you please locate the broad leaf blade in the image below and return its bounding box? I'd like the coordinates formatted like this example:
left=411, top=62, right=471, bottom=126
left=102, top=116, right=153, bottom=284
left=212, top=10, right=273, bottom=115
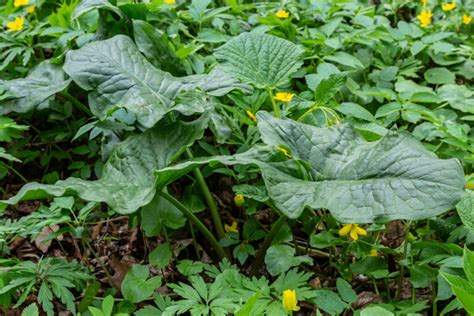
left=214, top=32, right=304, bottom=89
left=64, top=35, right=249, bottom=128
left=456, top=191, right=474, bottom=234
left=155, top=111, right=465, bottom=223
left=0, top=61, right=71, bottom=114
left=3, top=117, right=208, bottom=214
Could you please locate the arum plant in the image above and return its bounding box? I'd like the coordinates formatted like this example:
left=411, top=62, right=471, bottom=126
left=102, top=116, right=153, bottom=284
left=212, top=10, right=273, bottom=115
left=153, top=111, right=466, bottom=271
left=0, top=34, right=252, bottom=259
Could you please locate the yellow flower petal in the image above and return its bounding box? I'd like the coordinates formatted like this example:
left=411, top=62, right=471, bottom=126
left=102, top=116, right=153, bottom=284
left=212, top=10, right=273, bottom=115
left=164, top=0, right=176, bottom=3
left=234, top=194, right=245, bottom=207
left=422, top=0, right=428, bottom=7
left=349, top=228, right=359, bottom=241
left=14, top=0, right=29, bottom=7
left=463, top=14, right=472, bottom=24
left=274, top=92, right=295, bottom=102
left=354, top=225, right=367, bottom=236
left=441, top=2, right=456, bottom=11
left=246, top=110, right=257, bottom=122
left=275, top=10, right=289, bottom=19
left=339, top=224, right=352, bottom=236
left=282, top=289, right=299, bottom=312
left=26, top=5, right=35, bottom=13
left=417, top=9, right=433, bottom=27
left=6, top=17, right=24, bottom=31
left=224, top=221, right=239, bottom=234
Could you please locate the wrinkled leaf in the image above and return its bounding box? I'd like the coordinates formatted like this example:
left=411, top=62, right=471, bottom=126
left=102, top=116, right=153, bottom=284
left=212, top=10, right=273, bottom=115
left=155, top=111, right=465, bottom=223
left=3, top=117, right=208, bottom=214
left=214, top=32, right=304, bottom=89
left=64, top=35, right=249, bottom=128
left=0, top=61, right=71, bottom=115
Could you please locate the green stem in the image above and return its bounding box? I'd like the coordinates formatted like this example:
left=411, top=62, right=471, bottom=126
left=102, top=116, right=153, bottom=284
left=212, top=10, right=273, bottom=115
left=60, top=92, right=92, bottom=116
left=251, top=215, right=287, bottom=274
left=158, top=191, right=229, bottom=260
left=265, top=87, right=280, bottom=118
left=5, top=164, right=28, bottom=183
left=85, top=240, right=114, bottom=286
left=185, top=149, right=225, bottom=241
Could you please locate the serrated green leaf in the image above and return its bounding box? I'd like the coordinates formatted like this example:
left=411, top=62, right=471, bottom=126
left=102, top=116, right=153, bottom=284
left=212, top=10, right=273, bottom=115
left=214, top=32, right=304, bottom=89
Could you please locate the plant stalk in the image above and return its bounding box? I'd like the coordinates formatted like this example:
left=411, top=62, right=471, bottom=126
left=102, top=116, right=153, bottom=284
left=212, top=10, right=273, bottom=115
left=158, top=190, right=229, bottom=260
left=61, top=92, right=92, bottom=116
left=251, top=215, right=287, bottom=274
left=265, top=87, right=281, bottom=118
left=185, top=148, right=225, bottom=241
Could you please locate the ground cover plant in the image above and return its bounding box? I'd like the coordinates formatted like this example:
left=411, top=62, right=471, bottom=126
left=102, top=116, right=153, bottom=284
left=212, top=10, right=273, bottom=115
left=0, top=0, right=473, bottom=315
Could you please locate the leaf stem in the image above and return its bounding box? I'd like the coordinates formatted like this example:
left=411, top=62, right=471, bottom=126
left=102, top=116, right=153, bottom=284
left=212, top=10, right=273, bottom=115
left=251, top=214, right=287, bottom=275
left=60, top=92, right=92, bottom=116
left=185, top=148, right=225, bottom=241
left=157, top=190, right=229, bottom=261
left=265, top=87, right=280, bottom=118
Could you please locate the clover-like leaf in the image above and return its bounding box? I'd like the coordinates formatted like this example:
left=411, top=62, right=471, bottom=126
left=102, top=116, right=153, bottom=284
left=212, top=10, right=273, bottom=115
left=2, top=116, right=208, bottom=214
left=121, top=265, right=162, bottom=303
left=64, top=35, right=249, bottom=128
left=0, top=61, right=71, bottom=115
left=155, top=112, right=465, bottom=223
left=214, top=32, right=304, bottom=89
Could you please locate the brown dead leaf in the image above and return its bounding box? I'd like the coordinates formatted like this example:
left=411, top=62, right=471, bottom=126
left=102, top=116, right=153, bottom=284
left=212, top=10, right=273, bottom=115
left=35, top=224, right=61, bottom=253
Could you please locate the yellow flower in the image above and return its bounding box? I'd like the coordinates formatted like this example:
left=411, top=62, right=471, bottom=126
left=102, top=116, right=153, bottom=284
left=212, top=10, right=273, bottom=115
left=234, top=194, right=245, bottom=207
left=14, top=0, right=29, bottom=7
left=164, top=0, right=176, bottom=3
left=339, top=224, right=367, bottom=241
left=224, top=221, right=239, bottom=234
left=274, top=92, right=295, bottom=102
left=278, top=146, right=291, bottom=158
left=282, top=289, right=300, bottom=312
left=417, top=9, right=433, bottom=27
left=26, top=5, right=35, bottom=13
left=369, top=249, right=378, bottom=256
left=422, top=0, right=428, bottom=7
left=463, top=14, right=472, bottom=24
left=441, top=2, right=456, bottom=11
left=275, top=10, right=289, bottom=19
left=246, top=111, right=257, bottom=122
left=6, top=17, right=24, bottom=31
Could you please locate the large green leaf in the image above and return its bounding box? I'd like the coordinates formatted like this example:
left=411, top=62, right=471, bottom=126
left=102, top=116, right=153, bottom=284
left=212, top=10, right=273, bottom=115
left=63, top=35, right=249, bottom=128
left=0, top=61, right=71, bottom=114
left=2, top=116, right=208, bottom=214
left=457, top=191, right=474, bottom=234
left=155, top=112, right=465, bottom=223
left=214, top=32, right=304, bottom=89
